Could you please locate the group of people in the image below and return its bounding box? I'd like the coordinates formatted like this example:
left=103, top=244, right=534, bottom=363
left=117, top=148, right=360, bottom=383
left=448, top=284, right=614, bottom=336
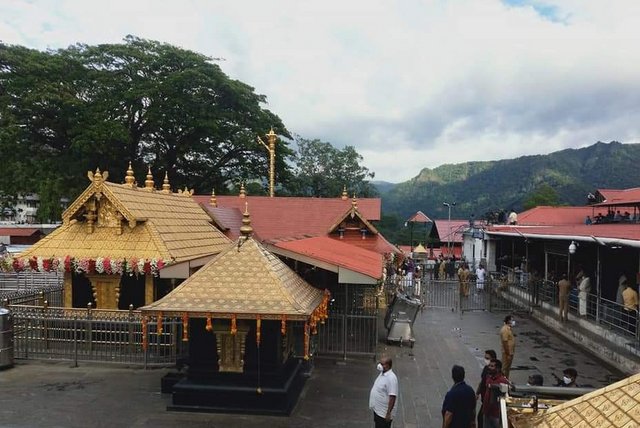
left=369, top=314, right=580, bottom=428
left=587, top=210, right=636, bottom=225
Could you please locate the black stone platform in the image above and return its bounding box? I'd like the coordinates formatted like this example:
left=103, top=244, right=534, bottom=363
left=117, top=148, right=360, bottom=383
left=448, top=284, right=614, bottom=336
left=167, top=358, right=307, bottom=415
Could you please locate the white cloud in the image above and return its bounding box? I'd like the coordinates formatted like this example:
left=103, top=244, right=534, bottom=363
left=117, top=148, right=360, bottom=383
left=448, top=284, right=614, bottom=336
left=1, top=0, right=639, bottom=182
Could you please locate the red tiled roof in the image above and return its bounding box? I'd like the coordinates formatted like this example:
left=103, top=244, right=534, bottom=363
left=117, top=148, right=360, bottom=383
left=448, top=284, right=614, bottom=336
left=517, top=206, right=596, bottom=225
left=329, top=233, right=399, bottom=255
left=434, top=220, right=468, bottom=243
left=595, top=188, right=640, bottom=206
left=202, top=206, right=245, bottom=240
left=274, top=236, right=383, bottom=280
left=0, top=228, right=41, bottom=237
left=193, top=195, right=381, bottom=242
left=407, top=211, right=432, bottom=223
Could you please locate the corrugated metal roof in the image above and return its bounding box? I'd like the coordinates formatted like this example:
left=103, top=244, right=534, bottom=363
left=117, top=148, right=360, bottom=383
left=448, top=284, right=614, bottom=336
left=274, top=236, right=383, bottom=280
left=517, top=206, right=596, bottom=225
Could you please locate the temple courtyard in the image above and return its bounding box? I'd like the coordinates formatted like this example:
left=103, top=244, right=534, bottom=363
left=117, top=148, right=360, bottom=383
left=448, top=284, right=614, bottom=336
left=0, top=309, right=624, bottom=428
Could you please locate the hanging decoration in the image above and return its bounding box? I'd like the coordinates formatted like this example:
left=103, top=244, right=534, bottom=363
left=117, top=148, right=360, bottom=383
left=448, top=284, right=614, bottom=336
left=141, top=316, right=148, bottom=351
left=303, top=321, right=310, bottom=360
left=280, top=315, right=287, bottom=335
left=1, top=255, right=168, bottom=276
left=182, top=314, right=189, bottom=342
left=256, top=315, right=262, bottom=346
left=157, top=312, right=163, bottom=334
left=230, top=314, right=237, bottom=335
left=205, top=314, right=213, bottom=332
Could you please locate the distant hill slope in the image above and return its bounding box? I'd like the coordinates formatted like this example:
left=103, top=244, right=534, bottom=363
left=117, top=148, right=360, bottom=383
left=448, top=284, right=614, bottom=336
left=380, top=141, right=640, bottom=220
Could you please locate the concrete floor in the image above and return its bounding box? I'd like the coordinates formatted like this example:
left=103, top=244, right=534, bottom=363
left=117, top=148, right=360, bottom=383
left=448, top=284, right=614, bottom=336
left=0, top=309, right=624, bottom=428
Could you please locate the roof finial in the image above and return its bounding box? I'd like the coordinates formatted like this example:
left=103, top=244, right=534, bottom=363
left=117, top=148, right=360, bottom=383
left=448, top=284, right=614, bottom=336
left=341, top=185, right=348, bottom=200
left=124, top=161, right=135, bottom=187
left=144, top=166, right=154, bottom=191
left=239, top=202, right=253, bottom=238
left=352, top=193, right=358, bottom=209
left=210, top=189, right=217, bottom=207
left=161, top=172, right=171, bottom=193
left=239, top=182, right=246, bottom=198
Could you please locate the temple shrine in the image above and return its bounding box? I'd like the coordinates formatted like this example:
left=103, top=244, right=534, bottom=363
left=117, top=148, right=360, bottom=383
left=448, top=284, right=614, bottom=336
left=14, top=164, right=230, bottom=309
left=141, top=206, right=329, bottom=414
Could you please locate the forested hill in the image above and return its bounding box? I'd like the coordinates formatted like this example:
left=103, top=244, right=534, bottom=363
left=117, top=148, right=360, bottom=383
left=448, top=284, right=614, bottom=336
left=379, top=141, right=640, bottom=220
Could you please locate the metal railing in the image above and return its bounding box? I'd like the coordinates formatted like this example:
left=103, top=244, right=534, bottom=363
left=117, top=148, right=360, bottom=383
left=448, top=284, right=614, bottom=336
left=0, top=271, right=63, bottom=292
left=1, top=285, right=64, bottom=307
left=9, top=304, right=183, bottom=367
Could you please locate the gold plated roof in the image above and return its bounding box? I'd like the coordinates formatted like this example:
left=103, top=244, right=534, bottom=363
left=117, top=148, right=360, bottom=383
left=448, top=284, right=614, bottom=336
left=510, top=373, right=640, bottom=428
left=141, top=236, right=324, bottom=320
left=22, top=173, right=230, bottom=262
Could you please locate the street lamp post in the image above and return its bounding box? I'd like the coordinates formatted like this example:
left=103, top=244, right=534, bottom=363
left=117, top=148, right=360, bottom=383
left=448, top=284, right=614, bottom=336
left=443, top=202, right=456, bottom=256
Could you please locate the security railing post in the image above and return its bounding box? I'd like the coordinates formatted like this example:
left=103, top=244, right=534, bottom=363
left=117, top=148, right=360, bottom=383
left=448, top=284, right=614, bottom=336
left=87, top=303, right=93, bottom=354
left=73, top=316, right=78, bottom=367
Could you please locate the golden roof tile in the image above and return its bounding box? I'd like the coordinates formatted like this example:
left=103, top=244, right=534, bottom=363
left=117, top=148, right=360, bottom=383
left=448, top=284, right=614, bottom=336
left=141, top=237, right=324, bottom=320
left=22, top=177, right=230, bottom=262
left=510, top=373, right=640, bottom=428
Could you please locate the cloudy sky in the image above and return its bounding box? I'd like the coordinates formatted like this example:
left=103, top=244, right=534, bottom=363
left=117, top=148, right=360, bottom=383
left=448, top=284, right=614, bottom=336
left=2, top=1, right=640, bottom=182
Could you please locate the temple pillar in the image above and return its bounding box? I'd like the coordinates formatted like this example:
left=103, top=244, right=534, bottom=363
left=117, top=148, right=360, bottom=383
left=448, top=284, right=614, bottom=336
left=145, top=274, right=154, bottom=304
left=63, top=272, right=72, bottom=308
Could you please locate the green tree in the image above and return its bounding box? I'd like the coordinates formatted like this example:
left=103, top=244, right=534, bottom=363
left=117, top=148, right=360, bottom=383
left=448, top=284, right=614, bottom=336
left=0, top=37, right=294, bottom=211
left=288, top=137, right=377, bottom=197
left=522, top=184, right=560, bottom=210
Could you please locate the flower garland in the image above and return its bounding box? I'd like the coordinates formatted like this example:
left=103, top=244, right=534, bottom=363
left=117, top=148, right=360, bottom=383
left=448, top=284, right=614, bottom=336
left=0, top=255, right=168, bottom=277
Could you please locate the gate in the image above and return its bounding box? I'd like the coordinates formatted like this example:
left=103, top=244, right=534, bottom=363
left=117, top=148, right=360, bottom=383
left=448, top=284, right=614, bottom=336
left=316, top=283, right=378, bottom=357
left=421, top=279, right=458, bottom=310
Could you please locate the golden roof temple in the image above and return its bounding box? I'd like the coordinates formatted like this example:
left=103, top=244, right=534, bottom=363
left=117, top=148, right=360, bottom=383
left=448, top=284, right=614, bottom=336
left=20, top=165, right=230, bottom=264
left=13, top=165, right=231, bottom=310
left=509, top=373, right=640, bottom=427
left=141, top=205, right=327, bottom=321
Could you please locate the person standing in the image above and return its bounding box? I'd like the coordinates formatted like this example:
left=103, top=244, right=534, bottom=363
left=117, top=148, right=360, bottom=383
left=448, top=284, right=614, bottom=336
left=557, top=273, right=571, bottom=322
left=577, top=272, right=591, bottom=317
left=622, top=281, right=638, bottom=333
left=499, top=315, right=516, bottom=378
left=442, top=365, right=476, bottom=428
left=482, top=359, right=509, bottom=428
left=476, top=350, right=497, bottom=428
left=475, top=264, right=486, bottom=292
left=369, top=356, right=398, bottom=427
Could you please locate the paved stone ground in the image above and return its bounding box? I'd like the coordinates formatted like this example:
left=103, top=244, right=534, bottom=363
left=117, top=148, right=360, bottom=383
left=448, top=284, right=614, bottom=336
left=0, top=309, right=624, bottom=428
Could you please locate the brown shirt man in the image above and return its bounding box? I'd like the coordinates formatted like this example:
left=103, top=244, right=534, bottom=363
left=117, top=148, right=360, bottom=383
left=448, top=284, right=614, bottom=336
left=500, top=323, right=515, bottom=378
left=557, top=276, right=571, bottom=321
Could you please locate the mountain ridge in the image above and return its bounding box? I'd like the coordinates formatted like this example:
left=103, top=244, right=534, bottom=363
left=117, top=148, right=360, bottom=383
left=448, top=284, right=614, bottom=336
left=378, top=141, right=640, bottom=221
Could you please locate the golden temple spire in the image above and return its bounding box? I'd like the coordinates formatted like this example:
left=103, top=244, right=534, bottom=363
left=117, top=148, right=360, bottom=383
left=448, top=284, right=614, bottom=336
left=257, top=128, right=277, bottom=197
left=124, top=162, right=135, bottom=187
left=144, top=166, right=155, bottom=191
left=352, top=194, right=358, bottom=209
left=210, top=189, right=217, bottom=207
left=239, top=182, right=246, bottom=198
left=239, top=202, right=253, bottom=238
left=341, top=185, right=348, bottom=200
left=161, top=172, right=171, bottom=193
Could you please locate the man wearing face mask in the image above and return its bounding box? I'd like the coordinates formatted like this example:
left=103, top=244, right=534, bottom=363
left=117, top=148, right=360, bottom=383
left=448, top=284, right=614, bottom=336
left=369, top=356, right=398, bottom=427
left=499, top=315, right=516, bottom=378
left=557, top=368, right=578, bottom=387
left=482, top=359, right=509, bottom=428
left=475, top=350, right=497, bottom=428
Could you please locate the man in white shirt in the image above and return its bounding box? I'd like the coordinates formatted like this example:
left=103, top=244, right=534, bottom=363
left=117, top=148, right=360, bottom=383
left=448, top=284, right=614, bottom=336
left=476, top=265, right=486, bottom=292
left=369, top=356, right=398, bottom=427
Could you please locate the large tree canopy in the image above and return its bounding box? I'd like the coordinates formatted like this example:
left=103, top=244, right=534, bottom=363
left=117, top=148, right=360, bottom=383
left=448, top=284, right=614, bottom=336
left=287, top=137, right=377, bottom=198
left=0, top=36, right=293, bottom=217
